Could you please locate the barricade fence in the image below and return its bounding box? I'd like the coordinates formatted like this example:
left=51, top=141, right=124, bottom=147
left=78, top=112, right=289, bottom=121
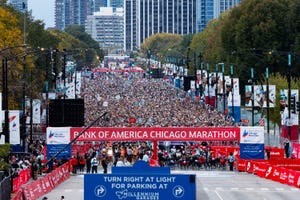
left=237, top=158, right=300, bottom=188
left=12, top=161, right=71, bottom=200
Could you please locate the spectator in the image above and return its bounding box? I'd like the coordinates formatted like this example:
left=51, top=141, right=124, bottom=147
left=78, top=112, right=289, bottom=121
left=91, top=156, right=98, bottom=173
left=86, top=155, right=92, bottom=173
left=116, top=157, right=125, bottom=167
left=228, top=152, right=235, bottom=171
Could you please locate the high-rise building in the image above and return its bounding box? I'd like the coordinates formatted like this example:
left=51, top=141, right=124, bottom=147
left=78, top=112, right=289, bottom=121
left=198, top=0, right=240, bottom=32
left=55, top=0, right=93, bottom=30
left=124, top=0, right=138, bottom=51
left=109, top=0, right=123, bottom=8
left=125, top=0, right=197, bottom=52
left=55, top=0, right=124, bottom=30
left=214, top=0, right=240, bottom=18
left=91, top=0, right=107, bottom=12
left=7, top=0, right=27, bottom=12
left=85, top=7, right=124, bottom=51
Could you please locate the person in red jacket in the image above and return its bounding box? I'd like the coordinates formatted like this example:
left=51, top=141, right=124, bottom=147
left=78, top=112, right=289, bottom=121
left=79, top=156, right=86, bottom=173
left=71, top=156, right=78, bottom=174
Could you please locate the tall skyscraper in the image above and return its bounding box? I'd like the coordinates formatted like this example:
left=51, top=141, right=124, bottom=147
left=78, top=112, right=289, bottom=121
left=214, top=0, right=240, bottom=19
left=124, top=0, right=138, bottom=51
left=7, top=0, right=27, bottom=12
left=109, top=0, right=123, bottom=8
left=125, top=0, right=197, bottom=52
left=55, top=0, right=124, bottom=30
left=197, top=0, right=240, bottom=32
left=55, top=0, right=93, bottom=30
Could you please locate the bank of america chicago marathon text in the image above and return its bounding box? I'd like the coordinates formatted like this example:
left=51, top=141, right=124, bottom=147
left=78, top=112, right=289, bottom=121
left=73, top=130, right=237, bottom=140
left=103, top=176, right=176, bottom=189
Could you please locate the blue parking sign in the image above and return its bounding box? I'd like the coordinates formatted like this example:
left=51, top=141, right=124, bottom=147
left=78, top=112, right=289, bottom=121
left=84, top=161, right=196, bottom=200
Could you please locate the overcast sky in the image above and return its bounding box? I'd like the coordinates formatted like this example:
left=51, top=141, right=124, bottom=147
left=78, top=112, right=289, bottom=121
left=28, top=0, right=55, bottom=28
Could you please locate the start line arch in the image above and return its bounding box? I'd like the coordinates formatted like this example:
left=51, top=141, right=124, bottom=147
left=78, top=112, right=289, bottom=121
left=71, top=127, right=240, bottom=160
left=70, top=127, right=240, bottom=142
left=47, top=126, right=266, bottom=162
left=47, top=126, right=265, bottom=161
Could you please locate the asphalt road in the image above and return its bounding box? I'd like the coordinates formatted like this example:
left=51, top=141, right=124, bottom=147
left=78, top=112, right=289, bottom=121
left=38, top=169, right=300, bottom=200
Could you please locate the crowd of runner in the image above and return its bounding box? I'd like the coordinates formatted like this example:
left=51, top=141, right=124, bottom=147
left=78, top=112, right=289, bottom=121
left=82, top=72, right=235, bottom=127
left=63, top=72, right=236, bottom=172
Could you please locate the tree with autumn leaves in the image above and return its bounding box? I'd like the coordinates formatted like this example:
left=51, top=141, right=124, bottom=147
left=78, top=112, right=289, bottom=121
left=0, top=4, right=101, bottom=171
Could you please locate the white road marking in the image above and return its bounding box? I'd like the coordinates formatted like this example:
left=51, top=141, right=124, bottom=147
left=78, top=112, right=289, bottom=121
left=215, top=191, right=224, bottom=200
left=290, top=188, right=300, bottom=191
left=260, top=188, right=269, bottom=191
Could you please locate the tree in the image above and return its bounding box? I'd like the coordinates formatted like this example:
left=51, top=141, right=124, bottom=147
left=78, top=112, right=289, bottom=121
left=0, top=144, right=11, bottom=173
left=140, top=33, right=183, bottom=61
left=0, top=7, right=23, bottom=47
left=65, top=25, right=100, bottom=49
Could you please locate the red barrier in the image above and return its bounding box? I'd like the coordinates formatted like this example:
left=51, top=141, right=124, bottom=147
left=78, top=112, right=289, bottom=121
left=237, top=159, right=300, bottom=189
left=12, top=161, right=72, bottom=200
left=12, top=168, right=32, bottom=193
left=268, top=159, right=300, bottom=171
left=269, top=148, right=284, bottom=159
left=12, top=190, right=23, bottom=200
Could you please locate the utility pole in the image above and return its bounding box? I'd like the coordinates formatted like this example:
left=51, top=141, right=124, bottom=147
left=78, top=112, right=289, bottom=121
left=251, top=68, right=255, bottom=126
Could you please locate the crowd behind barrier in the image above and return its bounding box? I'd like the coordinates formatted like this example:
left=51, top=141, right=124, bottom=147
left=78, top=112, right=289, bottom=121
left=11, top=161, right=71, bottom=200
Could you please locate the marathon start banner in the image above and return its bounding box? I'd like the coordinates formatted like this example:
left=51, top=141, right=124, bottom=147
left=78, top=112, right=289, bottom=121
left=70, top=127, right=240, bottom=141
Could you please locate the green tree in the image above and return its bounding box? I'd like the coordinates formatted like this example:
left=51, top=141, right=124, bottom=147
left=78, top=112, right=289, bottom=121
left=140, top=33, right=183, bottom=61
left=0, top=144, right=10, bottom=172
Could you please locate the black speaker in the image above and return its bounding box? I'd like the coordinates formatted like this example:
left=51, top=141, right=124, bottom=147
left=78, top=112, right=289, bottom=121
left=183, top=76, right=196, bottom=91
left=151, top=68, right=164, bottom=78
left=49, top=99, right=84, bottom=127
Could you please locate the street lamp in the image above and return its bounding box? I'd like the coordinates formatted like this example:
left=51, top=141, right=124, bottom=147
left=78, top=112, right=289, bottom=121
left=63, top=49, right=67, bottom=99
left=186, top=48, right=190, bottom=76
left=215, top=64, right=219, bottom=109
left=206, top=63, right=210, bottom=105
left=287, top=52, right=292, bottom=138
left=221, top=63, right=226, bottom=113
left=251, top=68, right=255, bottom=126
left=2, top=57, right=9, bottom=143
left=199, top=54, right=203, bottom=98
left=230, top=65, right=234, bottom=120
left=0, top=45, right=27, bottom=144
left=266, top=67, right=270, bottom=137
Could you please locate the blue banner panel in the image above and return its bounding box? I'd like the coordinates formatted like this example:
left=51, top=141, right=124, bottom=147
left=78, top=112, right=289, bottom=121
left=84, top=174, right=196, bottom=200
left=47, top=144, right=71, bottom=160
left=240, top=143, right=264, bottom=159
left=228, top=106, right=241, bottom=122
left=175, top=78, right=182, bottom=89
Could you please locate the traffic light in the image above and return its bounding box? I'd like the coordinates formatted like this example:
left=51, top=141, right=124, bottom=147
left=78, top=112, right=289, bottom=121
left=290, top=96, right=296, bottom=114
left=297, top=101, right=300, bottom=112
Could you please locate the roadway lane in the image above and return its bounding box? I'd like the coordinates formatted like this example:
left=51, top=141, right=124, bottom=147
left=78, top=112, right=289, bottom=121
left=38, top=170, right=300, bottom=200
